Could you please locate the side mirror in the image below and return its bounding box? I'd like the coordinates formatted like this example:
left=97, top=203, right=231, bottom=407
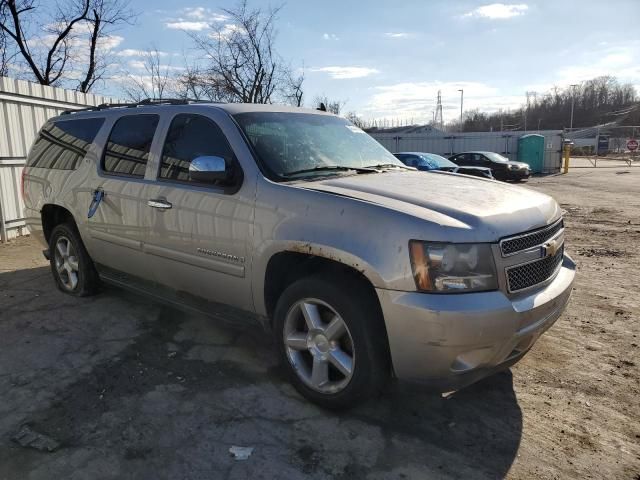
left=189, top=156, right=229, bottom=183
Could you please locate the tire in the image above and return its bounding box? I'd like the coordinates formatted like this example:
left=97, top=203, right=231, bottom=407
left=49, top=222, right=100, bottom=296
left=274, top=273, right=390, bottom=409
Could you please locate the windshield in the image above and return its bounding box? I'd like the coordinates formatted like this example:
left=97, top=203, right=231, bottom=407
left=422, top=153, right=457, bottom=168
left=234, top=112, right=404, bottom=179
left=484, top=152, right=510, bottom=163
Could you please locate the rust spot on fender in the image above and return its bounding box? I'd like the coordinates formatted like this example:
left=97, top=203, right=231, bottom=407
left=287, top=243, right=367, bottom=274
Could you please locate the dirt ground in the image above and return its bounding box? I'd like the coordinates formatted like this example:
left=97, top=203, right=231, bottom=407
left=0, top=167, right=638, bottom=480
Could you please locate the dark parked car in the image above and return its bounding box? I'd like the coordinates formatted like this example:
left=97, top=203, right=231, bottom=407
left=448, top=151, right=530, bottom=181
left=394, top=152, right=494, bottom=179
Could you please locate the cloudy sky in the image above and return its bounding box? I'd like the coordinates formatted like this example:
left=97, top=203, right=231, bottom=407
left=102, top=0, right=639, bottom=123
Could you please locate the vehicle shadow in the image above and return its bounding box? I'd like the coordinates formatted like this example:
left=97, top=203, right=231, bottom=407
left=347, top=371, right=522, bottom=478
left=0, top=265, right=522, bottom=480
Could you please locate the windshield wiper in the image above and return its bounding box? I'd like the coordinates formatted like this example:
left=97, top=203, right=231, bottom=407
left=364, top=163, right=413, bottom=170
left=282, top=165, right=377, bottom=177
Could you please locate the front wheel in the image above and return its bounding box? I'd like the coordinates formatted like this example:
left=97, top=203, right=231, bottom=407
left=274, top=274, right=390, bottom=409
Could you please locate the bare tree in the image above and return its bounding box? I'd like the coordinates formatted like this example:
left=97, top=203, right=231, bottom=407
left=283, top=66, right=304, bottom=107
left=122, top=47, right=172, bottom=101
left=313, top=95, right=345, bottom=115
left=188, top=0, right=302, bottom=104
left=0, top=24, right=17, bottom=76
left=443, top=76, right=638, bottom=132
left=175, top=62, right=227, bottom=102
left=345, top=112, right=368, bottom=129
left=0, top=0, right=133, bottom=90
left=79, top=0, right=135, bottom=92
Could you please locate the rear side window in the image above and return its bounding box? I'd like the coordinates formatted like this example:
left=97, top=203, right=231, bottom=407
left=159, top=114, right=233, bottom=184
left=26, top=118, right=104, bottom=170
left=103, top=114, right=159, bottom=177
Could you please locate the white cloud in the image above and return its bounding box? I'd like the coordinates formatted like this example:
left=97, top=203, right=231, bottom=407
left=384, top=32, right=410, bottom=38
left=128, top=60, right=146, bottom=69
left=164, top=8, right=228, bottom=30
left=220, top=23, right=243, bottom=36
left=554, top=43, right=640, bottom=84
left=128, top=59, right=185, bottom=71
left=98, top=35, right=124, bottom=51
left=311, top=66, right=379, bottom=79
left=165, top=21, right=210, bottom=31
left=463, top=3, right=528, bottom=19
left=116, top=49, right=168, bottom=57
left=184, top=7, right=206, bottom=19
left=207, top=23, right=244, bottom=39
left=31, top=33, right=123, bottom=56
left=322, top=33, right=339, bottom=40
left=558, top=54, right=638, bottom=83
left=364, top=81, right=524, bottom=122
left=182, top=7, right=228, bottom=22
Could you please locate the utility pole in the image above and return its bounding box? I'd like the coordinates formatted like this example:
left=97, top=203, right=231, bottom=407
left=569, top=84, right=578, bottom=131
left=458, top=89, right=464, bottom=132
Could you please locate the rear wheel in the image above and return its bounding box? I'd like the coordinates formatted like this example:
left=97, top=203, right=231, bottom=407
left=49, top=223, right=99, bottom=296
left=274, top=274, right=389, bottom=409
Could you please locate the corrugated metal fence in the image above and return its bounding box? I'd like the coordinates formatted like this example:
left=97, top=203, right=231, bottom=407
left=0, top=76, right=117, bottom=241
left=370, top=130, right=564, bottom=173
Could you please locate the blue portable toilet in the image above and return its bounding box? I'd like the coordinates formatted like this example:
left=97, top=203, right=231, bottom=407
left=518, top=134, right=545, bottom=173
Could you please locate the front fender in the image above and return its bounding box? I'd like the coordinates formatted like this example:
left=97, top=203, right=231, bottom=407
left=249, top=179, right=433, bottom=316
left=251, top=239, right=386, bottom=315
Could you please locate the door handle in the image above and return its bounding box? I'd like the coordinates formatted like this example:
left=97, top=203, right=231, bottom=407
left=147, top=198, right=172, bottom=210
left=87, top=189, right=104, bottom=218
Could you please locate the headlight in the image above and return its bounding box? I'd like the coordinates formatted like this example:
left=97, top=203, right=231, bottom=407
left=507, top=164, right=516, bottom=170
left=409, top=241, right=498, bottom=292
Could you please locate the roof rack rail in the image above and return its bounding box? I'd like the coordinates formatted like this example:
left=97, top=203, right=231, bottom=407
left=60, top=98, right=212, bottom=115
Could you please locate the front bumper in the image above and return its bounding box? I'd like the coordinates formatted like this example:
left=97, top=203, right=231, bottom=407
left=505, top=168, right=530, bottom=179
left=376, top=254, right=575, bottom=391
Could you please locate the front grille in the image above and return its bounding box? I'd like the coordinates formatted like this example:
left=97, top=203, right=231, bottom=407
left=506, top=246, right=564, bottom=292
left=500, top=219, right=564, bottom=256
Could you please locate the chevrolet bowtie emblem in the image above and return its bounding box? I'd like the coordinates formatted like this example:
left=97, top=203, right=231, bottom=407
left=542, top=239, right=560, bottom=258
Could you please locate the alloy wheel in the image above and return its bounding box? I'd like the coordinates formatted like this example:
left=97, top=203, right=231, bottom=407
left=54, top=236, right=79, bottom=291
left=283, top=298, right=355, bottom=394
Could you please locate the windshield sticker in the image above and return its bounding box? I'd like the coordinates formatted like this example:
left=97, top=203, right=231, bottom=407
left=346, top=125, right=365, bottom=134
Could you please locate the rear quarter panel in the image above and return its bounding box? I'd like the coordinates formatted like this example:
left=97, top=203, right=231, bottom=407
left=23, top=116, right=107, bottom=248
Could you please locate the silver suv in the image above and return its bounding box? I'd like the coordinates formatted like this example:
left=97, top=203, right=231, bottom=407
left=22, top=100, right=575, bottom=408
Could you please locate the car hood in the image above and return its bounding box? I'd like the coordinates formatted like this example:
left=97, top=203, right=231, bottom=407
left=297, top=170, right=560, bottom=240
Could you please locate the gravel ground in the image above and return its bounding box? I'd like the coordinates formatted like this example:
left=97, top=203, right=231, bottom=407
left=0, top=167, right=638, bottom=480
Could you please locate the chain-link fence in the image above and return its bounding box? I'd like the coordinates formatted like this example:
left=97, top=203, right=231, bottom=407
left=566, top=125, right=639, bottom=167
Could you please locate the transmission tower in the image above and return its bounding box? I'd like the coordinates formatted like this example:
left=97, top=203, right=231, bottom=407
left=434, top=90, right=444, bottom=129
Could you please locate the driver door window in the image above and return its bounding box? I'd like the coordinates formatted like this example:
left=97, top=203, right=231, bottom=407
left=159, top=114, right=235, bottom=185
